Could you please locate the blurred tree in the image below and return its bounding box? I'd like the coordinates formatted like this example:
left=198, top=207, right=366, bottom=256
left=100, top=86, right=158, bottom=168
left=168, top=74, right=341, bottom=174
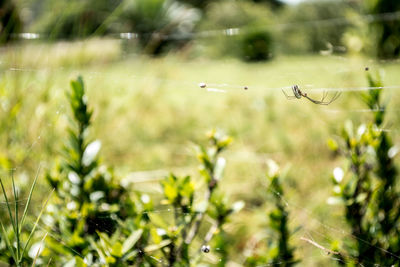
left=240, top=29, right=273, bottom=61
left=0, top=0, right=22, bottom=43
left=278, top=1, right=360, bottom=54
left=198, top=1, right=275, bottom=60
left=32, top=0, right=123, bottom=39
left=121, top=0, right=200, bottom=55
left=368, top=0, right=400, bottom=58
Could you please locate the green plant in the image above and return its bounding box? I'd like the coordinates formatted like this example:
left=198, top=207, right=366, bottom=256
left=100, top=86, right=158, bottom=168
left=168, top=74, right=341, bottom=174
left=142, top=130, right=243, bottom=265
left=43, top=76, right=137, bottom=263
left=0, top=169, right=52, bottom=266
left=328, top=71, right=400, bottom=265
left=239, top=29, right=273, bottom=62
left=245, top=160, right=298, bottom=266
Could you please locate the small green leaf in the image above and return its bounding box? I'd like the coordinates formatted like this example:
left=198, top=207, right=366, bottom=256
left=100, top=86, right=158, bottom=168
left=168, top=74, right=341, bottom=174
left=82, top=140, right=101, bottom=167
left=144, top=240, right=171, bottom=253
left=122, top=229, right=143, bottom=254
left=148, top=213, right=168, bottom=229
left=111, top=242, right=123, bottom=257
left=150, top=228, right=162, bottom=244
left=327, top=138, right=339, bottom=152
left=75, top=256, right=87, bottom=267
left=164, top=183, right=177, bottom=202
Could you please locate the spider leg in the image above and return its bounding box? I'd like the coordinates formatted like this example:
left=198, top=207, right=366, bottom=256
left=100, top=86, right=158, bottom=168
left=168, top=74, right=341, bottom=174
left=321, top=91, right=328, bottom=102
left=304, top=91, right=341, bottom=105
left=304, top=95, right=322, bottom=104
left=282, top=89, right=297, bottom=100
left=331, top=91, right=342, bottom=102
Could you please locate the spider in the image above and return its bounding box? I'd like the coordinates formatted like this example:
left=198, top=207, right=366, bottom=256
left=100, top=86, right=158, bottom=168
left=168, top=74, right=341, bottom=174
left=282, top=85, right=341, bottom=105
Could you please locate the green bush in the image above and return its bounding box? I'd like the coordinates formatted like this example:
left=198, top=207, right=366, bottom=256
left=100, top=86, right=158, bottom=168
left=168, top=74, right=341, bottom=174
left=245, top=161, right=298, bottom=266
left=33, top=76, right=246, bottom=265
left=328, top=71, right=400, bottom=265
left=198, top=1, right=276, bottom=60
left=43, top=76, right=138, bottom=263
left=240, top=29, right=273, bottom=61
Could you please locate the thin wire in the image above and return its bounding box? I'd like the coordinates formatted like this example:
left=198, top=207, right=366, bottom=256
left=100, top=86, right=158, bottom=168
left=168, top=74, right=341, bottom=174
left=5, top=66, right=400, bottom=94
left=11, top=11, right=400, bottom=41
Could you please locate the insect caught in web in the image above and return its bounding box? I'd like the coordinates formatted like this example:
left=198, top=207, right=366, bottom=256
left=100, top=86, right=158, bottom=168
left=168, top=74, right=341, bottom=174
left=282, top=85, right=341, bottom=105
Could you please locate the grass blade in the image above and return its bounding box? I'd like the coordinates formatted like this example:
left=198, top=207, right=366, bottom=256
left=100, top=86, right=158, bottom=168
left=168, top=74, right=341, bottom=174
left=0, top=220, right=17, bottom=262
left=32, top=232, right=48, bottom=267
left=12, top=172, right=21, bottom=262
left=21, top=188, right=54, bottom=259
left=0, top=177, right=16, bottom=234
left=20, top=165, right=41, bottom=233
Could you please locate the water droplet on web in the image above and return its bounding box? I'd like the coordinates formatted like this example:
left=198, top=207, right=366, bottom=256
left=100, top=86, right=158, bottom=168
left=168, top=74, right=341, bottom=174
left=201, top=245, right=210, bottom=253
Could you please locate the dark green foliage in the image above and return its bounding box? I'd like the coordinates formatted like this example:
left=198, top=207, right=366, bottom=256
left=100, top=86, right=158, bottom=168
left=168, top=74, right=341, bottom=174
left=33, top=0, right=122, bottom=39
left=0, top=0, right=21, bottom=43
left=368, top=0, right=400, bottom=58
left=240, top=29, right=273, bottom=62
left=44, top=76, right=137, bottom=262
left=251, top=0, right=284, bottom=9
left=175, top=0, right=215, bottom=9
left=329, top=71, right=400, bottom=265
left=245, top=162, right=297, bottom=266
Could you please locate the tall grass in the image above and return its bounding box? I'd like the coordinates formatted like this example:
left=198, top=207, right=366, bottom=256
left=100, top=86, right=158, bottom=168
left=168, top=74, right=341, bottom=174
left=0, top=168, right=53, bottom=266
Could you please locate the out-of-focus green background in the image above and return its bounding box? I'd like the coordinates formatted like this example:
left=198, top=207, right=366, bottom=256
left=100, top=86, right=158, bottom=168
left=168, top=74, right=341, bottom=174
left=1, top=0, right=400, bottom=266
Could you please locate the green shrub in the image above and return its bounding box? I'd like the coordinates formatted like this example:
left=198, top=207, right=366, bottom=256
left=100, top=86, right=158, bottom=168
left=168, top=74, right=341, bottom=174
left=43, top=76, right=138, bottom=263
left=143, top=130, right=243, bottom=265
left=328, top=71, right=400, bottom=265
left=240, top=29, right=273, bottom=61
left=245, top=160, right=298, bottom=266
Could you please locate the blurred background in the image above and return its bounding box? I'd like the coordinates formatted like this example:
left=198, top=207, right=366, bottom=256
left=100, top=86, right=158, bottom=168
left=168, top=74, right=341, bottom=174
left=1, top=0, right=400, bottom=266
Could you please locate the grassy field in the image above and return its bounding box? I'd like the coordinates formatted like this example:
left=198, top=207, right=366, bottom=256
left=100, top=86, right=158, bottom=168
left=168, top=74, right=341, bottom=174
left=1, top=39, right=400, bottom=265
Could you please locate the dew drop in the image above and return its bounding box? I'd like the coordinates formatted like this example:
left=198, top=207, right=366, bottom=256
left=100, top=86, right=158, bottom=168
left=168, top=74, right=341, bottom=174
left=201, top=245, right=210, bottom=253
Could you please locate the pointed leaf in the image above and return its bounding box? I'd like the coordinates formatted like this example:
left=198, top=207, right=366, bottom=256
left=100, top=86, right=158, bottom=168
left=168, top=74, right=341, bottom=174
left=122, top=229, right=143, bottom=254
